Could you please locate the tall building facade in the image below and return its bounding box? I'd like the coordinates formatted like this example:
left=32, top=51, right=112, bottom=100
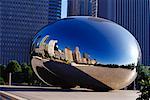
left=0, top=0, right=61, bottom=65
left=67, top=0, right=92, bottom=16
left=92, top=0, right=150, bottom=65
left=91, top=0, right=98, bottom=17
left=48, top=0, right=61, bottom=23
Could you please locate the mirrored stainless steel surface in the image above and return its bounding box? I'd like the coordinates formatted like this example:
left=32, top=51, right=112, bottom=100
left=31, top=16, right=141, bottom=91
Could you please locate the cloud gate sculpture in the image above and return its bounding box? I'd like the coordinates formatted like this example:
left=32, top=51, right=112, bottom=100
left=31, top=16, right=141, bottom=91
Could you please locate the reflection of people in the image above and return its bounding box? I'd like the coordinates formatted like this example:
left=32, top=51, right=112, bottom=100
left=48, top=40, right=58, bottom=56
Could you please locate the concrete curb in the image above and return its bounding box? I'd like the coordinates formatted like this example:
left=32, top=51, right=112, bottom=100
left=0, top=91, right=27, bottom=100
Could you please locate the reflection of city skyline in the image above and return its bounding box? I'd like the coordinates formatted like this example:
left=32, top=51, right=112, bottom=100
left=33, top=35, right=137, bottom=68
left=47, top=39, right=97, bottom=65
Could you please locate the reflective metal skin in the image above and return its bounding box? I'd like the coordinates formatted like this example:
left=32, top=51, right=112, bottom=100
left=31, top=16, right=141, bottom=91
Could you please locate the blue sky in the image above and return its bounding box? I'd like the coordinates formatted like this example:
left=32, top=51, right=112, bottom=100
left=61, top=0, right=68, bottom=18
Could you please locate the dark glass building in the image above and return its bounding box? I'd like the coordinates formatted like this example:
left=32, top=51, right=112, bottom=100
left=67, top=0, right=92, bottom=16
left=92, top=0, right=150, bottom=65
left=0, top=0, right=61, bottom=65
left=48, top=0, right=61, bottom=23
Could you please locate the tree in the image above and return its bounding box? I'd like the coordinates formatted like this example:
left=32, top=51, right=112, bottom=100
left=0, top=77, right=5, bottom=85
left=6, top=60, right=22, bottom=73
left=136, top=65, right=150, bottom=100
left=6, top=60, right=22, bottom=85
left=21, top=63, right=33, bottom=85
left=0, top=64, right=6, bottom=74
left=0, top=64, right=6, bottom=82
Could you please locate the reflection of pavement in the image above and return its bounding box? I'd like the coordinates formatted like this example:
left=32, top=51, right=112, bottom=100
left=75, top=66, right=137, bottom=90
left=0, top=86, right=139, bottom=100
left=33, top=56, right=136, bottom=90
left=71, top=62, right=136, bottom=89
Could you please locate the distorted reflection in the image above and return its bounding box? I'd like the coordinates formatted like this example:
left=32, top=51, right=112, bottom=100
left=31, top=16, right=141, bottom=90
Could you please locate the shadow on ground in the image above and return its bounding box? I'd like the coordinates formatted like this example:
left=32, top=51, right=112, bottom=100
left=0, top=86, right=94, bottom=92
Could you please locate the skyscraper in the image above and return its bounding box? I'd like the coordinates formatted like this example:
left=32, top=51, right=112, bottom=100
left=0, top=0, right=61, bottom=64
left=67, top=0, right=92, bottom=16
left=48, top=0, right=61, bottom=23
left=92, top=0, right=150, bottom=65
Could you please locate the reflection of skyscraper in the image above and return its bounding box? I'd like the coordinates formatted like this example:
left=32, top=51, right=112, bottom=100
left=40, top=35, right=49, bottom=46
left=65, top=47, right=73, bottom=62
left=73, top=47, right=81, bottom=63
left=81, top=58, right=87, bottom=64
left=83, top=53, right=89, bottom=59
left=67, top=0, right=92, bottom=16
left=54, top=50, right=65, bottom=60
left=48, top=40, right=58, bottom=56
left=92, top=0, right=150, bottom=66
left=83, top=53, right=91, bottom=64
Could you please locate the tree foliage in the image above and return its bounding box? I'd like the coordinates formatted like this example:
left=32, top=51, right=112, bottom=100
left=0, top=76, right=5, bottom=85
left=136, top=65, right=150, bottom=100
left=6, top=60, right=22, bottom=73
left=0, top=60, right=47, bottom=86
left=21, top=63, right=33, bottom=85
left=0, top=64, right=7, bottom=82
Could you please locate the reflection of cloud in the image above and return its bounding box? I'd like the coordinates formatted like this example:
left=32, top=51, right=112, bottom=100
left=128, top=45, right=139, bottom=66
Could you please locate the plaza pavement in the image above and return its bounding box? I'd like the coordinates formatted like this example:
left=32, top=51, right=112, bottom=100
left=0, top=85, right=140, bottom=100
